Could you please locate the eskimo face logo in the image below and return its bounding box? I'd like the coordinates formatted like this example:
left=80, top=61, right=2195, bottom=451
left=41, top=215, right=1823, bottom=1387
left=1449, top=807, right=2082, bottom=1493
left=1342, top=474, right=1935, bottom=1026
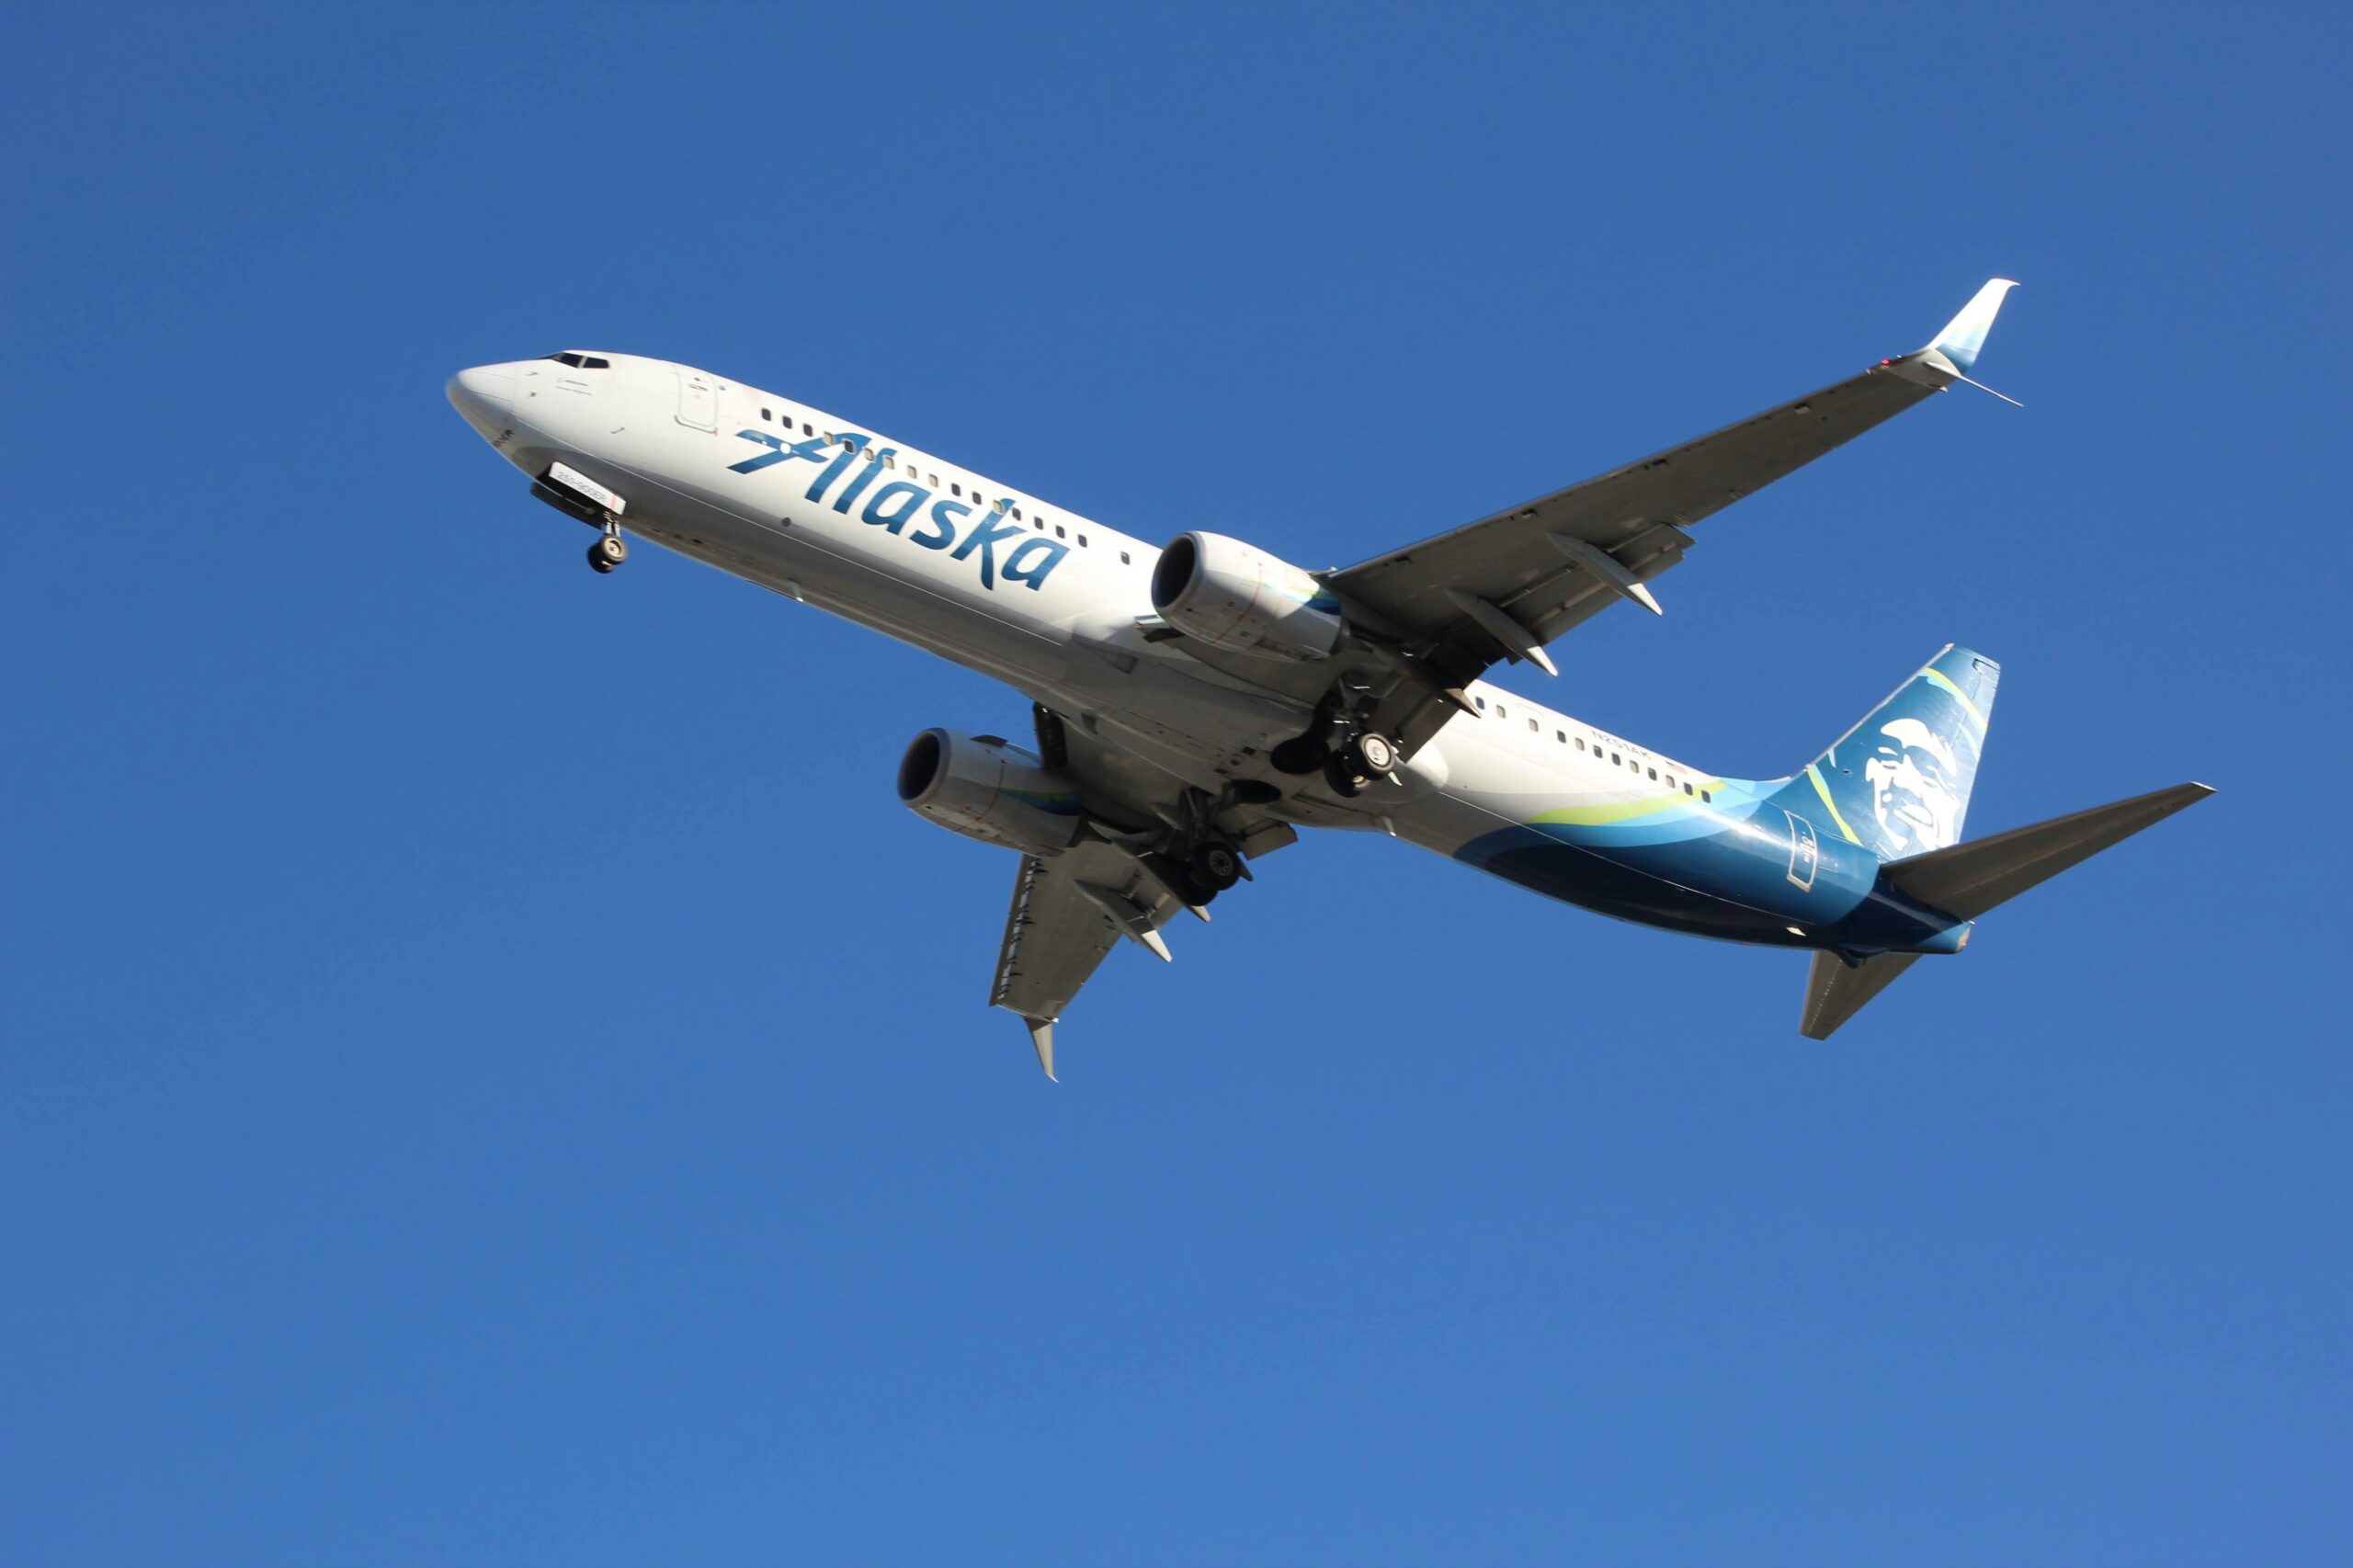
left=727, top=429, right=1068, bottom=591
left=1865, top=717, right=1962, bottom=854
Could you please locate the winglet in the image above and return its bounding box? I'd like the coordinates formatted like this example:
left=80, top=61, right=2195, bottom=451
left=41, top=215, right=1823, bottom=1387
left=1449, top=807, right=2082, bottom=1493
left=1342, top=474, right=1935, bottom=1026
left=1025, top=1017, right=1058, bottom=1081
left=1922, top=278, right=2018, bottom=375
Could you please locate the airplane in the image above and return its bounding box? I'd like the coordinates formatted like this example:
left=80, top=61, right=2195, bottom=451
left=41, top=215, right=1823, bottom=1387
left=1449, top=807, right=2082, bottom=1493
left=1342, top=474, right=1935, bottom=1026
left=447, top=280, right=2211, bottom=1078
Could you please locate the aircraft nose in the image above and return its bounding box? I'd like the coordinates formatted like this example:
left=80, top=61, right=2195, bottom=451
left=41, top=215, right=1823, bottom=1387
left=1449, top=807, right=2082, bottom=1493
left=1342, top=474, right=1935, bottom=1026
left=446, top=364, right=515, bottom=433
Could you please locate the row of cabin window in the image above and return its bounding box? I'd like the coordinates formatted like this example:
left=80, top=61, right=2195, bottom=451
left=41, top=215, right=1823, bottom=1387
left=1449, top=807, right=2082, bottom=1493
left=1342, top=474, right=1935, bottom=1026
left=757, top=403, right=1136, bottom=562
left=1472, top=693, right=1712, bottom=801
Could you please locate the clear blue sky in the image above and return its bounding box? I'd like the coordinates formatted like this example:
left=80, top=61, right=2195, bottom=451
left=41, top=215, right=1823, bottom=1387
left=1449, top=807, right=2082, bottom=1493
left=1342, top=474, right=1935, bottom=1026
left=6, top=4, right=2347, bottom=1562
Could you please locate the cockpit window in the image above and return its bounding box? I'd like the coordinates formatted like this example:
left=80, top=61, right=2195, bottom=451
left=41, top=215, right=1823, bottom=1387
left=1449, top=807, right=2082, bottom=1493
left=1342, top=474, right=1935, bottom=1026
left=543, top=352, right=611, bottom=369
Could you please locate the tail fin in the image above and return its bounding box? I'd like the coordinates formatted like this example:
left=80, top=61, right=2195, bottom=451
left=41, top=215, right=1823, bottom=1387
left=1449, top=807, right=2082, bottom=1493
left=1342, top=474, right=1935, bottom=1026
left=1799, top=781, right=2215, bottom=1039
left=1776, top=644, right=2001, bottom=862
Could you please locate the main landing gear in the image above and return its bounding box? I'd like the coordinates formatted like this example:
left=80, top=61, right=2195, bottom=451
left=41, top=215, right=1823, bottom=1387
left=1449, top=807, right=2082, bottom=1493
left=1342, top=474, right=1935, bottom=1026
left=1151, top=836, right=1245, bottom=908
left=1269, top=702, right=1400, bottom=800
left=586, top=523, right=629, bottom=574
left=1138, top=781, right=1259, bottom=909
left=1318, top=732, right=1398, bottom=799
left=1188, top=839, right=1244, bottom=894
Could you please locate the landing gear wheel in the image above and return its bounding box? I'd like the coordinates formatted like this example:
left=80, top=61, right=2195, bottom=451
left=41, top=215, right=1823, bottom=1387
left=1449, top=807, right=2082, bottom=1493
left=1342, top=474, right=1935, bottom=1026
left=1188, top=841, right=1244, bottom=894
left=1322, top=753, right=1365, bottom=798
left=589, top=532, right=629, bottom=572
left=1347, top=731, right=1398, bottom=777
left=1144, top=851, right=1215, bottom=908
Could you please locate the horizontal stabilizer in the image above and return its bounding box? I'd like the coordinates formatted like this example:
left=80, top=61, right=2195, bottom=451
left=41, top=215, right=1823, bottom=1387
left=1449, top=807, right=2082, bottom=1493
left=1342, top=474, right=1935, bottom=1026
left=1884, top=781, right=2214, bottom=921
left=1802, top=951, right=1920, bottom=1040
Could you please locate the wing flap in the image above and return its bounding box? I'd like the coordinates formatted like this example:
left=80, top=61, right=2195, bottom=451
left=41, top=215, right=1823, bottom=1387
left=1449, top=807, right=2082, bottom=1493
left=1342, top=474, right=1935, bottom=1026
left=989, top=840, right=1188, bottom=1075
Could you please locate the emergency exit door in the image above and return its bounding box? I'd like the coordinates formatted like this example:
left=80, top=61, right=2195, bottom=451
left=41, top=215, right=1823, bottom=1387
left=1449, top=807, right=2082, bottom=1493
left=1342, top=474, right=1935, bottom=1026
left=676, top=370, right=717, bottom=431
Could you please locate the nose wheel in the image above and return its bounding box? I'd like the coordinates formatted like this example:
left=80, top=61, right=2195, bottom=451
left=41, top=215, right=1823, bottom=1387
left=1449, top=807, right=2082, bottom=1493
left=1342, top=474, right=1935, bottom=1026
left=587, top=528, right=629, bottom=574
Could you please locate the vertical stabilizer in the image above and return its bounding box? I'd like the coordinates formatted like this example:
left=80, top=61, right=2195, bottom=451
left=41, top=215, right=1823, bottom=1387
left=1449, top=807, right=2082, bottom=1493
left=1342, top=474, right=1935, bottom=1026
left=1774, top=645, right=2000, bottom=862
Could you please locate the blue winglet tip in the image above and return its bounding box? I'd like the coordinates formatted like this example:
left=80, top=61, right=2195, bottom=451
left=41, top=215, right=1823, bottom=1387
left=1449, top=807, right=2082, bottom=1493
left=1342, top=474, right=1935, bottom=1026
left=1926, top=278, right=2018, bottom=374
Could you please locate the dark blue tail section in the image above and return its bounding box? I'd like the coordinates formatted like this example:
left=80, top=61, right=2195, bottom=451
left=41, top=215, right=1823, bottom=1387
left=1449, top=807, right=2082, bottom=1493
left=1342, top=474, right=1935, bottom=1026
left=1767, top=645, right=1999, bottom=862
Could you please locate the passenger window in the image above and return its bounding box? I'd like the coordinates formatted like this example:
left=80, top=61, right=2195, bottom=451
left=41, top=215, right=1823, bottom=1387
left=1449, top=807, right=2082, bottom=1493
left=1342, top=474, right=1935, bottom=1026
left=802, top=422, right=813, bottom=436
left=1496, top=705, right=1507, bottom=718
left=1701, top=790, right=1712, bottom=802
left=1648, top=767, right=1657, bottom=780
left=1475, top=696, right=1487, bottom=710
left=1054, top=526, right=1065, bottom=539
left=1556, top=730, right=1566, bottom=743
left=761, top=408, right=773, bottom=421
left=1120, top=550, right=1130, bottom=563
left=1013, top=506, right=1024, bottom=519
left=1612, top=753, right=1621, bottom=766
left=1078, top=535, right=1088, bottom=548
left=1529, top=718, right=1539, bottom=733
left=1576, top=738, right=1586, bottom=752
left=951, top=483, right=962, bottom=497
left=1684, top=782, right=1695, bottom=796
left=1665, top=775, right=1675, bottom=789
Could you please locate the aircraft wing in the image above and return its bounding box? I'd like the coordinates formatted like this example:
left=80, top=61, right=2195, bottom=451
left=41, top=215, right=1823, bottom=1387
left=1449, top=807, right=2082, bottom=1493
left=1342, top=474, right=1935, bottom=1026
left=1321, top=280, right=2018, bottom=756
left=989, top=837, right=1191, bottom=1080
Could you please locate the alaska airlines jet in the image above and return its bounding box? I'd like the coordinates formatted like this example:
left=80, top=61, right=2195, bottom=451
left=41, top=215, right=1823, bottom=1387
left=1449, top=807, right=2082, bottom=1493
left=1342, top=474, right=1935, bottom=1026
left=448, top=281, right=2209, bottom=1077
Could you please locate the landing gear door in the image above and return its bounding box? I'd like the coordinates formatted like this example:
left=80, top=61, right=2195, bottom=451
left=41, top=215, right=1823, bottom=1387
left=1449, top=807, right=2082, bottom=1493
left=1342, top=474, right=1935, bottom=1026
left=676, top=369, right=718, bottom=432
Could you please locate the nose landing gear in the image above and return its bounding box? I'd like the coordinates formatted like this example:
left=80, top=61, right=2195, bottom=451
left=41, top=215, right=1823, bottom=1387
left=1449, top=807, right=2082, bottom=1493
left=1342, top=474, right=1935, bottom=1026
left=586, top=524, right=629, bottom=574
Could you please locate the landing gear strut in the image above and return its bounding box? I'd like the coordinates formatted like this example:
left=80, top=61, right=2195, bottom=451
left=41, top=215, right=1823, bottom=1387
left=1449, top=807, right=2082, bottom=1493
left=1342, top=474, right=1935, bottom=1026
left=586, top=524, right=628, bottom=574
left=1136, top=786, right=1256, bottom=907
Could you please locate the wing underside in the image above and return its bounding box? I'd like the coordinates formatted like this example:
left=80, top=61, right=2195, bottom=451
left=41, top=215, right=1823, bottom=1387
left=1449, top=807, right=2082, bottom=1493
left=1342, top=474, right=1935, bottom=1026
left=990, top=838, right=1189, bottom=1079
left=1313, top=282, right=2018, bottom=757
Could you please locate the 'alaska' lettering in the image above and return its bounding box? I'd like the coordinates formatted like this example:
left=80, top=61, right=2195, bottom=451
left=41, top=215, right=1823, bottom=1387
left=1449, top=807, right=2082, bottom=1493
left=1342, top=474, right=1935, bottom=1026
left=727, top=429, right=1067, bottom=590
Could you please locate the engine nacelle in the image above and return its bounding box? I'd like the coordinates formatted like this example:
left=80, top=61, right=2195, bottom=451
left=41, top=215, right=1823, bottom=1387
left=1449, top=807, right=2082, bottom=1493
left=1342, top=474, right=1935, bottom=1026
left=896, top=728, right=1084, bottom=856
left=1149, top=531, right=1344, bottom=661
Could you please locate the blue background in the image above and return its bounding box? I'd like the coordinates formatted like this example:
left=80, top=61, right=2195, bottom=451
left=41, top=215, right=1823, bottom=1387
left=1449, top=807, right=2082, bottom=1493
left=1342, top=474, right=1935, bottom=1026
left=6, top=5, right=2347, bottom=1562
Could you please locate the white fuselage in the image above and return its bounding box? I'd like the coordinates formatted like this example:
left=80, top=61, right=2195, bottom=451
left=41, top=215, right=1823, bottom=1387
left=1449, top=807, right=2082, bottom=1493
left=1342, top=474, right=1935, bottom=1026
left=448, top=353, right=1739, bottom=895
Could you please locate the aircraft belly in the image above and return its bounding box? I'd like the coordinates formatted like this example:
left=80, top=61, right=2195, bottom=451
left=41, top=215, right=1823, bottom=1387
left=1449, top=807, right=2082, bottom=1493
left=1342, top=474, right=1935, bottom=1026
left=1040, top=649, right=1312, bottom=793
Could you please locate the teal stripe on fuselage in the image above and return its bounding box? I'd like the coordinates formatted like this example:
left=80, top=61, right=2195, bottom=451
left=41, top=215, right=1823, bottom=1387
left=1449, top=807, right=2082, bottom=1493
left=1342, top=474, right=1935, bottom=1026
left=1454, top=787, right=1968, bottom=955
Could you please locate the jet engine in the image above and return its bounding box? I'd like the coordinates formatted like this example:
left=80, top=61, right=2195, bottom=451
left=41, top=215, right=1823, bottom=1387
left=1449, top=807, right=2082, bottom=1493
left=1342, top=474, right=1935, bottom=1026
left=896, top=728, right=1084, bottom=856
left=1149, top=531, right=1344, bottom=661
